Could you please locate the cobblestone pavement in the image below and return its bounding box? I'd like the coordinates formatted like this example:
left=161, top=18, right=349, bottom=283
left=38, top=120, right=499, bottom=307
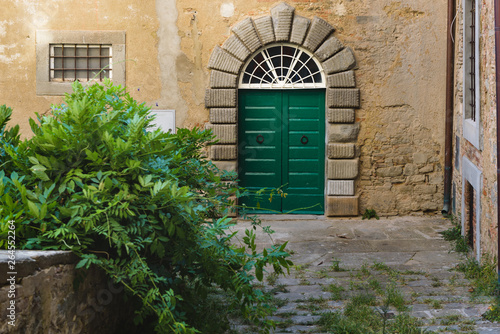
left=230, top=215, right=500, bottom=334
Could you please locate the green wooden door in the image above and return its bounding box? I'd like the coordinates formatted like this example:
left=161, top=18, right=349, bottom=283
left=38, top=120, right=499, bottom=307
left=238, top=89, right=325, bottom=214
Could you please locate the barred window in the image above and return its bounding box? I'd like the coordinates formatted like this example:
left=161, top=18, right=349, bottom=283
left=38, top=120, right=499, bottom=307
left=462, top=0, right=480, bottom=149
left=50, top=44, right=112, bottom=82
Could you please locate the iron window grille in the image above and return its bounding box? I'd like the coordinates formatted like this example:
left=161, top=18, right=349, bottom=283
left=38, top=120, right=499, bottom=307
left=239, top=44, right=325, bottom=89
left=469, top=0, right=476, bottom=121
left=49, top=44, right=112, bottom=82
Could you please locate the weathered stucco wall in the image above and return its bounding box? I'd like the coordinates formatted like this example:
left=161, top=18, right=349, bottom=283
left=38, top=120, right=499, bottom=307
left=174, top=0, right=446, bottom=215
left=1, top=0, right=165, bottom=136
left=452, top=0, right=498, bottom=257
left=1, top=0, right=447, bottom=216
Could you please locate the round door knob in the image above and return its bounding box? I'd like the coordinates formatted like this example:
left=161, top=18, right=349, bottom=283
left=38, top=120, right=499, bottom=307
left=256, top=134, right=264, bottom=144
left=301, top=135, right=309, bottom=145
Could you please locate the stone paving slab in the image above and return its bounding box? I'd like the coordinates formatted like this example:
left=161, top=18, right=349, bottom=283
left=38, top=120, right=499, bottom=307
left=229, top=215, right=500, bottom=333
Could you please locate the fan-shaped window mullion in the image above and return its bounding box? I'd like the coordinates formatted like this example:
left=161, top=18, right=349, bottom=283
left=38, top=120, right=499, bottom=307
left=239, top=43, right=325, bottom=89
left=262, top=48, right=280, bottom=84
left=283, top=49, right=302, bottom=84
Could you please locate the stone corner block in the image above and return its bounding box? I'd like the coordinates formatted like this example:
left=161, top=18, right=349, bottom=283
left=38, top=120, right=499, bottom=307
left=327, top=180, right=355, bottom=196
left=327, top=88, right=360, bottom=108
left=303, top=16, right=335, bottom=51
left=271, top=2, right=295, bottom=41
left=315, top=35, right=343, bottom=62
left=290, top=15, right=311, bottom=45
left=222, top=35, right=252, bottom=61
left=208, top=46, right=243, bottom=74
left=327, top=143, right=356, bottom=159
left=209, top=70, right=238, bottom=88
left=210, top=145, right=237, bottom=161
left=211, top=160, right=237, bottom=174
left=327, top=123, right=360, bottom=142
left=232, top=17, right=262, bottom=52
left=327, top=71, right=356, bottom=88
left=205, top=124, right=237, bottom=144
left=209, top=108, right=237, bottom=124
left=328, top=159, right=359, bottom=179
left=327, top=108, right=355, bottom=123
left=322, top=47, right=356, bottom=75
left=254, top=16, right=275, bottom=45
left=326, top=196, right=359, bottom=216
left=205, top=89, right=237, bottom=108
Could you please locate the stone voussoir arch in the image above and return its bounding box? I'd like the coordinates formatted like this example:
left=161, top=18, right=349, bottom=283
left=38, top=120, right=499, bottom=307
left=204, top=2, right=360, bottom=216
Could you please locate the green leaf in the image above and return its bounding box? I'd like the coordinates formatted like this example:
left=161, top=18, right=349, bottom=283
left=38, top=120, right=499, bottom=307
left=27, top=200, right=40, bottom=219
left=31, top=164, right=49, bottom=181
left=255, top=266, right=263, bottom=281
left=75, top=259, right=88, bottom=269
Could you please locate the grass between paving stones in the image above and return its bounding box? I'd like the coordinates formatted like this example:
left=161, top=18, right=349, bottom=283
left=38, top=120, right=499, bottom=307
left=230, top=221, right=498, bottom=334
left=313, top=258, right=434, bottom=334
left=440, top=215, right=500, bottom=322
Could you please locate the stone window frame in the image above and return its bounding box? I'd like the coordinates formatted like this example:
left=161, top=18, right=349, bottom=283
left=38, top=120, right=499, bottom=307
left=462, top=0, right=481, bottom=149
left=36, top=30, right=125, bottom=96
left=461, top=156, right=482, bottom=261
left=204, top=2, right=361, bottom=216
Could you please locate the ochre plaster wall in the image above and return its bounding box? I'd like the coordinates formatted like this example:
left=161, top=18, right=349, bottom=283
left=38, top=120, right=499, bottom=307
left=1, top=0, right=447, bottom=216
left=1, top=0, right=163, bottom=136
left=452, top=0, right=498, bottom=257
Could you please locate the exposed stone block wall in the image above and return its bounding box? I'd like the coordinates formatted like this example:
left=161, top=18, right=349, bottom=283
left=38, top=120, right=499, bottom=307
left=0, top=251, right=131, bottom=334
left=181, top=0, right=446, bottom=218
left=204, top=2, right=361, bottom=216
left=452, top=0, right=498, bottom=258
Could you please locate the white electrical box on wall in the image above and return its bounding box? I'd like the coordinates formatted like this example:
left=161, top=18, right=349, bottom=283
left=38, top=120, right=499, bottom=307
left=149, top=110, right=176, bottom=133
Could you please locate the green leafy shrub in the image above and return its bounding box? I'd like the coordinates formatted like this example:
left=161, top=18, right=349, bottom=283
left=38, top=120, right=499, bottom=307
left=0, top=80, right=292, bottom=333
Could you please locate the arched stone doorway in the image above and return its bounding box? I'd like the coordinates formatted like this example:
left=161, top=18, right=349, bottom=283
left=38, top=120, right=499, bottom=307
left=205, top=2, right=360, bottom=216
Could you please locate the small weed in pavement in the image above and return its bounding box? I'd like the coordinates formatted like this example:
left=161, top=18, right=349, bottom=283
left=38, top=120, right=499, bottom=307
left=266, top=272, right=278, bottom=286
left=440, top=215, right=470, bottom=253
left=368, top=277, right=383, bottom=294
left=439, top=314, right=462, bottom=326
left=384, top=283, right=408, bottom=312
left=269, top=284, right=288, bottom=294
left=324, top=283, right=346, bottom=300
left=296, top=296, right=328, bottom=312
left=400, top=269, right=427, bottom=276
left=275, top=318, right=294, bottom=329
left=314, top=268, right=330, bottom=279
left=431, top=276, right=442, bottom=287
left=277, top=311, right=297, bottom=319
left=371, top=261, right=401, bottom=280
left=362, top=208, right=380, bottom=220
left=331, top=258, right=347, bottom=272
left=299, top=278, right=311, bottom=285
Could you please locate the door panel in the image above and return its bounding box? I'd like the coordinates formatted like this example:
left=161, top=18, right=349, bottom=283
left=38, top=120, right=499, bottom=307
left=238, top=89, right=325, bottom=214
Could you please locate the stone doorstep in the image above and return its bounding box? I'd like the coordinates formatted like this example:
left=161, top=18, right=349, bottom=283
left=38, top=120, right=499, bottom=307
left=326, top=196, right=359, bottom=216
left=0, top=250, right=78, bottom=283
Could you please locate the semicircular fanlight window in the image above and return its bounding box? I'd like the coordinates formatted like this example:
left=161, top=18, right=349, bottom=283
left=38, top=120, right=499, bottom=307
left=239, top=44, right=325, bottom=89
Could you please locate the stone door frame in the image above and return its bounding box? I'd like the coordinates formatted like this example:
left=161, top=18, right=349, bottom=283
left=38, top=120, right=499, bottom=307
left=204, top=2, right=361, bottom=216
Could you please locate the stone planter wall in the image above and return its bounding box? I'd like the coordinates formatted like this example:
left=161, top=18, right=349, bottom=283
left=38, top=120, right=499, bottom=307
left=0, top=250, right=131, bottom=334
